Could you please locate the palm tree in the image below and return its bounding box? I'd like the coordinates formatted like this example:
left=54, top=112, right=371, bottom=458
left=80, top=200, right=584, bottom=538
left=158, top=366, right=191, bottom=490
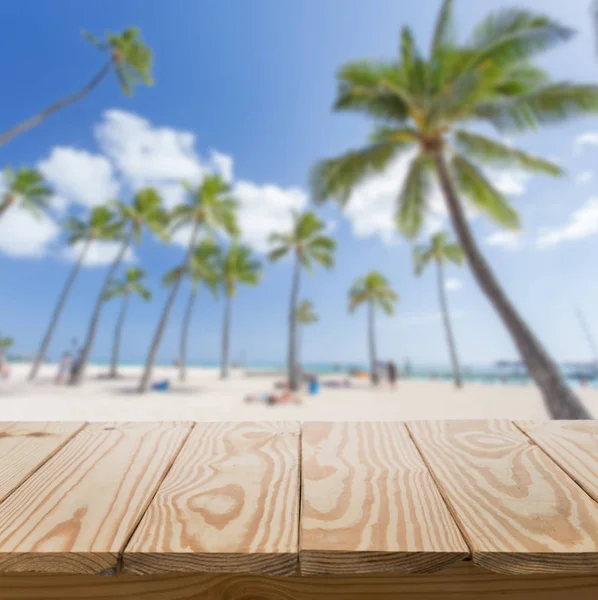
left=104, top=267, right=151, bottom=378
left=0, top=27, right=153, bottom=147
left=296, top=299, right=318, bottom=369
left=311, top=0, right=597, bottom=419
left=163, top=241, right=221, bottom=382
left=0, top=334, right=14, bottom=352
left=268, top=211, right=336, bottom=390
left=217, top=242, right=262, bottom=379
left=138, top=175, right=238, bottom=393
left=349, top=272, right=399, bottom=384
left=28, top=206, right=122, bottom=380
left=413, top=232, right=464, bottom=388
left=72, top=188, right=168, bottom=384
left=0, top=167, right=52, bottom=220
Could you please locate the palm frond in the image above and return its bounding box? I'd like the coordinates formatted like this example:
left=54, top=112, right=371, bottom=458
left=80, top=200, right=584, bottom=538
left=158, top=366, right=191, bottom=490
left=454, top=129, right=562, bottom=175
left=475, top=84, right=598, bottom=132
left=469, top=9, right=573, bottom=68
left=396, top=153, right=430, bottom=239
left=268, top=246, right=290, bottom=262
left=451, top=153, right=519, bottom=229
left=431, top=0, right=456, bottom=58
left=311, top=142, right=408, bottom=205
left=413, top=245, right=433, bottom=276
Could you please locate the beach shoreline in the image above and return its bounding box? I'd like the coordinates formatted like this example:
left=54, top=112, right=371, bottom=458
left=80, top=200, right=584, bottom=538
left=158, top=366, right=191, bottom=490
left=0, top=362, right=596, bottom=422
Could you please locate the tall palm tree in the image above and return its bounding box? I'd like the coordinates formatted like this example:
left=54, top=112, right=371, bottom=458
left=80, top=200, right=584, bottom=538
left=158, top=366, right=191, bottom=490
left=72, top=188, right=168, bottom=384
left=0, top=167, right=52, bottom=220
left=311, top=0, right=598, bottom=419
left=163, top=241, right=221, bottom=382
left=349, top=272, right=399, bottom=384
left=413, top=232, right=464, bottom=388
left=295, top=299, right=318, bottom=369
left=268, top=211, right=336, bottom=390
left=28, top=206, right=122, bottom=380
left=217, top=242, right=262, bottom=379
left=0, top=27, right=153, bottom=147
left=104, top=267, right=151, bottom=378
left=138, top=175, right=238, bottom=393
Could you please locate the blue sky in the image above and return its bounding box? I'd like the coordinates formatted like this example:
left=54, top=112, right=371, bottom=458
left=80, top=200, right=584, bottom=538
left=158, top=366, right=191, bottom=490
left=1, top=0, right=598, bottom=367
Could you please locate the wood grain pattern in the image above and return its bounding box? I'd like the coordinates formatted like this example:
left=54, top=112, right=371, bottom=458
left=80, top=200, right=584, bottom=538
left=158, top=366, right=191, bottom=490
left=300, top=422, right=468, bottom=575
left=407, top=420, right=598, bottom=575
left=123, top=421, right=300, bottom=576
left=0, top=422, right=86, bottom=503
left=2, top=561, right=598, bottom=600
left=0, top=422, right=191, bottom=575
left=516, top=421, right=598, bottom=503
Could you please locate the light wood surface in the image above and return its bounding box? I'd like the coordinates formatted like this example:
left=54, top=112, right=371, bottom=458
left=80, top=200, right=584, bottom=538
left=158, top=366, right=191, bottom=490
left=123, top=422, right=300, bottom=576
left=0, top=422, right=85, bottom=503
left=2, top=561, right=598, bottom=600
left=0, top=422, right=191, bottom=575
left=407, top=420, right=598, bottom=575
left=300, top=422, right=468, bottom=575
left=516, top=421, right=598, bottom=503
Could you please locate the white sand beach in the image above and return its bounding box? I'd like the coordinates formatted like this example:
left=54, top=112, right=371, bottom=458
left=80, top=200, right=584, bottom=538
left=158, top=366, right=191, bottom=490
left=0, top=363, right=596, bottom=422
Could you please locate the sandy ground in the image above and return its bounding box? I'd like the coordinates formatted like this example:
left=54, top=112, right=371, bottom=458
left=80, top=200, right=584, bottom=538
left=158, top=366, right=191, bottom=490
left=0, top=363, right=596, bottom=422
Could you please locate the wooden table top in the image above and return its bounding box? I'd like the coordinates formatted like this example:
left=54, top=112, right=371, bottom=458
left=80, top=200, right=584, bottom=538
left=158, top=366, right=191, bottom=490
left=0, top=420, right=597, bottom=577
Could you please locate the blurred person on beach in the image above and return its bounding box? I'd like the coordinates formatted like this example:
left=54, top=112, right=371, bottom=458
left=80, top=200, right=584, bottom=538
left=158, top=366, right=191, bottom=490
left=387, top=361, right=398, bottom=390
left=55, top=352, right=71, bottom=385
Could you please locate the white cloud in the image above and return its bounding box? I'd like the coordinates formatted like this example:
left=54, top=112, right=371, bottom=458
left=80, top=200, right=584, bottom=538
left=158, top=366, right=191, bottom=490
left=398, top=310, right=466, bottom=325
left=96, top=110, right=205, bottom=190
left=537, top=197, right=598, bottom=248
left=576, top=171, right=594, bottom=185
left=0, top=206, right=60, bottom=258
left=445, top=278, right=462, bottom=291
left=38, top=147, right=119, bottom=208
left=233, top=180, right=308, bottom=253
left=576, top=132, right=598, bottom=148
left=488, top=169, right=530, bottom=196
left=485, top=231, right=522, bottom=251
left=211, top=151, right=234, bottom=183
left=61, top=241, right=135, bottom=267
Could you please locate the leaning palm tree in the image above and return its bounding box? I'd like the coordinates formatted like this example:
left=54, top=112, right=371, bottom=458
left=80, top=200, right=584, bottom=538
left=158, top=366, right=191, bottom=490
left=72, top=188, right=168, bottom=384
left=138, top=175, right=238, bottom=393
left=413, top=232, right=465, bottom=388
left=104, top=267, right=151, bottom=378
left=349, top=272, right=399, bottom=384
left=0, top=167, right=52, bottom=220
left=295, top=299, right=318, bottom=369
left=311, top=0, right=597, bottom=419
left=268, top=211, right=336, bottom=390
left=0, top=27, right=153, bottom=147
left=218, top=242, right=262, bottom=379
left=28, top=206, right=122, bottom=380
left=163, top=241, right=221, bottom=382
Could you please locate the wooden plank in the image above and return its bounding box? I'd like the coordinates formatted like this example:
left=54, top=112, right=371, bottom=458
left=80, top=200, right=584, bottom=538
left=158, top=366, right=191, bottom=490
left=407, top=420, right=598, bottom=575
left=2, top=561, right=598, bottom=600
left=0, top=422, right=86, bottom=503
left=300, top=422, right=468, bottom=575
left=516, top=421, right=598, bottom=503
left=0, top=422, right=191, bottom=575
left=123, top=421, right=300, bottom=576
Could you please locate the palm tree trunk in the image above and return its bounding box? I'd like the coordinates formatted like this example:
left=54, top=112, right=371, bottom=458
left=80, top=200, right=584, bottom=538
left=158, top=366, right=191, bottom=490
left=433, top=150, right=590, bottom=419
left=71, top=233, right=132, bottom=384
left=179, top=288, right=198, bottom=382
left=437, top=260, right=463, bottom=388
left=109, top=292, right=130, bottom=378
left=138, top=224, right=201, bottom=393
left=28, top=239, right=92, bottom=380
left=368, top=299, right=378, bottom=385
left=0, top=198, right=12, bottom=220
left=0, top=60, right=113, bottom=147
left=220, top=294, right=232, bottom=379
left=288, top=254, right=301, bottom=391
